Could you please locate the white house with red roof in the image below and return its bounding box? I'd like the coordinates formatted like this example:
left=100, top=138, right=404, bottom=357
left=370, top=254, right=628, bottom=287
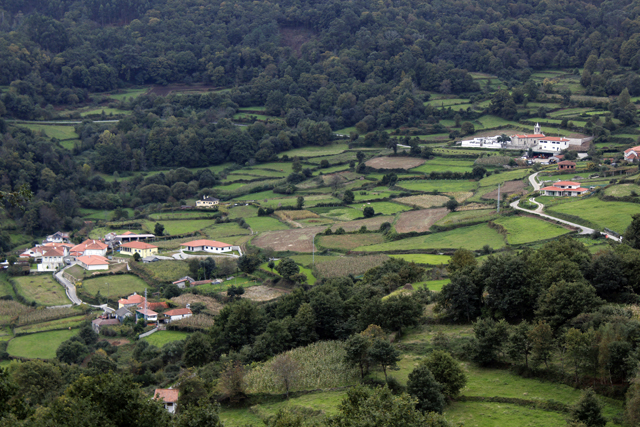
left=70, top=239, right=108, bottom=257
left=77, top=255, right=110, bottom=271
left=44, top=231, right=70, bottom=244
left=154, top=388, right=179, bottom=414
left=163, top=307, right=192, bottom=323
left=624, top=146, right=640, bottom=161
left=136, top=307, right=158, bottom=323
left=536, top=136, right=571, bottom=152
left=541, top=181, right=588, bottom=197
left=180, top=239, right=233, bottom=253
left=20, top=244, right=69, bottom=271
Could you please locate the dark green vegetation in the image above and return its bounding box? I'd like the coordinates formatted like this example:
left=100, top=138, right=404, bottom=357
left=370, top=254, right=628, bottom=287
left=3, top=0, right=640, bottom=426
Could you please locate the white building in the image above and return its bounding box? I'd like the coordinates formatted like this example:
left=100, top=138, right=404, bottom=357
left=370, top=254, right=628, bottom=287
left=70, top=239, right=108, bottom=257
left=180, top=239, right=233, bottom=253
left=77, top=255, right=110, bottom=270
left=540, top=181, right=588, bottom=197
left=154, top=388, right=179, bottom=414
left=196, top=196, right=219, bottom=208
left=460, top=135, right=504, bottom=149
left=44, top=231, right=70, bottom=244
left=624, top=146, right=640, bottom=161
left=163, top=307, right=192, bottom=323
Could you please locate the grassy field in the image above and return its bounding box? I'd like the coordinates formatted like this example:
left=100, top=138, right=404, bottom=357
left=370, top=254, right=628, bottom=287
left=13, top=275, right=70, bottom=306
left=604, top=183, right=640, bottom=197
left=312, top=206, right=363, bottom=221
left=0, top=274, right=16, bottom=299
left=136, top=261, right=191, bottom=283
left=388, top=254, right=451, bottom=265
left=226, top=205, right=258, bottom=219
left=356, top=224, right=505, bottom=252
left=245, top=217, right=290, bottom=233
left=410, top=158, right=476, bottom=174
left=7, top=329, right=77, bottom=359
left=279, top=144, right=350, bottom=157
left=149, top=211, right=219, bottom=220
left=435, top=209, right=499, bottom=226
left=81, top=274, right=148, bottom=299
left=546, top=198, right=638, bottom=234
left=347, top=201, right=411, bottom=215
left=143, top=219, right=214, bottom=235
left=445, top=401, right=568, bottom=427
left=493, top=215, right=572, bottom=245
left=317, top=233, right=385, bottom=251
left=143, top=330, right=190, bottom=347
left=19, top=124, right=79, bottom=140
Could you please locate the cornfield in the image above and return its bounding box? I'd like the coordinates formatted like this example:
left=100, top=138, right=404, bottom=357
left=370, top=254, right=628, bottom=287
left=168, top=314, right=215, bottom=331
left=244, top=341, right=360, bottom=394
left=0, top=300, right=32, bottom=325
left=17, top=307, right=79, bottom=326
left=315, top=255, right=389, bottom=278
left=275, top=210, right=319, bottom=221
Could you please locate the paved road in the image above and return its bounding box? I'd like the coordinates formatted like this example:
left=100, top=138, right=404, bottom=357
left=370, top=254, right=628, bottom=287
left=528, top=172, right=542, bottom=191
left=54, top=265, right=82, bottom=305
left=510, top=198, right=622, bottom=241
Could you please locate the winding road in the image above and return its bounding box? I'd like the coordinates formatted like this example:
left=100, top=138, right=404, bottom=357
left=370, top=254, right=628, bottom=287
left=54, top=264, right=82, bottom=305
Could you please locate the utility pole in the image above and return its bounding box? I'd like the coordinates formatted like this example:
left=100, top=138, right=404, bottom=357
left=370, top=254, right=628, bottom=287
left=144, top=288, right=148, bottom=323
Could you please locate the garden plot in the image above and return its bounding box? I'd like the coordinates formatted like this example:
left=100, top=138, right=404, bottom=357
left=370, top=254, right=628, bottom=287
left=395, top=208, right=449, bottom=233
left=365, top=156, right=425, bottom=169
left=252, top=226, right=325, bottom=252
left=394, top=194, right=450, bottom=209
left=481, top=180, right=526, bottom=200
left=237, top=286, right=287, bottom=302
left=317, top=233, right=385, bottom=251
left=13, top=275, right=70, bottom=306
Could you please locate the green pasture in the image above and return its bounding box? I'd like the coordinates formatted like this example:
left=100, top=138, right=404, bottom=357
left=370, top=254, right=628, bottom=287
left=149, top=211, right=219, bottom=220
left=479, top=169, right=531, bottom=187
left=356, top=223, right=505, bottom=252
left=13, top=275, right=70, bottom=306
left=307, top=151, right=359, bottom=165
left=352, top=188, right=402, bottom=202
left=410, top=158, right=476, bottom=174
left=137, top=261, right=192, bottom=283
left=388, top=254, right=451, bottom=265
left=312, top=206, right=364, bottom=221
left=396, top=180, right=478, bottom=193
left=424, top=98, right=469, bottom=107
left=19, top=124, right=79, bottom=140
left=221, top=174, right=264, bottom=182
left=196, top=277, right=260, bottom=293
left=80, top=107, right=131, bottom=116
left=143, top=330, right=190, bottom=347
left=245, top=217, right=289, bottom=233
left=202, top=222, right=251, bottom=240
left=604, top=183, right=640, bottom=197
left=445, top=401, right=568, bottom=427
left=240, top=169, right=287, bottom=178
left=80, top=274, right=148, bottom=299
left=474, top=115, right=520, bottom=129
left=0, top=274, right=16, bottom=299
left=493, top=215, right=572, bottom=245
left=546, top=198, right=638, bottom=234
left=279, top=143, right=350, bottom=158
left=226, top=205, right=258, bottom=219
left=233, top=113, right=281, bottom=121
left=259, top=259, right=317, bottom=285
left=104, top=88, right=149, bottom=100
left=318, top=164, right=352, bottom=174
left=143, top=219, right=213, bottom=235
left=7, top=329, right=77, bottom=360
left=237, top=106, right=266, bottom=111
left=348, top=201, right=411, bottom=215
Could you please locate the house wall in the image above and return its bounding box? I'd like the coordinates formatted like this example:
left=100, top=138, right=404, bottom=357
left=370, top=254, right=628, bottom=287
left=121, top=247, right=158, bottom=257
left=168, top=313, right=192, bottom=322
left=83, top=263, right=109, bottom=271
left=84, top=248, right=107, bottom=256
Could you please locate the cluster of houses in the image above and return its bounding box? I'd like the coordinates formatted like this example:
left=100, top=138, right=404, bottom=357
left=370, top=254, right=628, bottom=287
left=19, top=232, right=110, bottom=272
left=92, top=292, right=193, bottom=333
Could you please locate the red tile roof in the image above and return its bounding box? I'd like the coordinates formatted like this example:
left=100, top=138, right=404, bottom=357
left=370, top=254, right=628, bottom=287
left=137, top=301, right=169, bottom=311
left=121, top=241, right=158, bottom=249
left=154, top=388, right=179, bottom=403
left=557, top=160, right=576, bottom=166
left=180, top=239, right=231, bottom=248
left=164, top=308, right=192, bottom=317
left=514, top=134, right=545, bottom=138
left=624, top=146, right=640, bottom=153
left=41, top=247, right=65, bottom=257
left=122, top=231, right=134, bottom=235
left=78, top=255, right=109, bottom=265
left=554, top=181, right=581, bottom=186
left=541, top=186, right=588, bottom=192
left=71, top=239, right=108, bottom=255
left=118, top=293, right=145, bottom=305
left=137, top=308, right=158, bottom=316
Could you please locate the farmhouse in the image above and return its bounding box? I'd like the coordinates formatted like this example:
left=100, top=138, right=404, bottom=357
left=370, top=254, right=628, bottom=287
left=120, top=241, right=158, bottom=258
left=196, top=196, right=219, bottom=208
left=624, top=145, right=640, bottom=161
left=180, top=239, right=233, bottom=253
left=154, top=388, right=179, bottom=414
left=137, top=301, right=169, bottom=311
left=91, top=317, right=120, bottom=334
left=173, top=276, right=195, bottom=288
left=77, top=255, right=110, bottom=271
left=557, top=160, right=576, bottom=170
left=118, top=292, right=145, bottom=309
left=70, top=239, right=108, bottom=257
left=163, top=307, right=192, bottom=323
left=21, top=245, right=69, bottom=271
left=540, top=181, right=588, bottom=197
left=115, top=307, right=133, bottom=322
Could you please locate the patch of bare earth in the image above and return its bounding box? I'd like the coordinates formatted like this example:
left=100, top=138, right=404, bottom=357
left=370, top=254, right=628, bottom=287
left=318, top=233, right=385, bottom=251
left=331, top=216, right=393, bottom=232
left=444, top=192, right=473, bottom=202
left=231, top=286, right=286, bottom=302
left=365, top=157, right=425, bottom=170
left=171, top=294, right=223, bottom=315
left=395, top=194, right=449, bottom=209
left=395, top=208, right=449, bottom=233
left=481, top=180, right=526, bottom=200
left=252, top=226, right=325, bottom=252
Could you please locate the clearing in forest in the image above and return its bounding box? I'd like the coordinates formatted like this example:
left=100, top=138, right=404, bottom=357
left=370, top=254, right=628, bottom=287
left=395, top=208, right=449, bottom=233
left=365, top=156, right=425, bottom=169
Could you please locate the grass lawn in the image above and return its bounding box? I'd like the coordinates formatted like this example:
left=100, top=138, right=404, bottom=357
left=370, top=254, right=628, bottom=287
left=19, top=124, right=79, bottom=140
left=546, top=198, right=638, bottom=234
left=479, top=169, right=531, bottom=187
left=137, top=261, right=191, bottom=283
left=7, top=329, right=77, bottom=359
left=226, top=205, right=258, bottom=219
left=202, top=222, right=252, bottom=240
left=347, top=202, right=411, bottom=215
left=389, top=254, right=451, bottom=265
left=355, top=223, right=505, bottom=252
left=604, top=183, right=640, bottom=197
left=80, top=274, right=148, bottom=299
left=143, top=330, right=190, bottom=347
left=435, top=209, right=499, bottom=227
left=445, top=401, right=568, bottom=427
left=245, top=217, right=290, bottom=233
left=493, top=215, right=572, bottom=245
left=396, top=180, right=478, bottom=193
left=143, top=219, right=213, bottom=235
left=13, top=275, right=70, bottom=306
left=149, top=211, right=219, bottom=220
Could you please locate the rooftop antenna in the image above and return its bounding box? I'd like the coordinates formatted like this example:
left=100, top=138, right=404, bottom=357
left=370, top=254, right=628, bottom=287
left=497, top=184, right=501, bottom=214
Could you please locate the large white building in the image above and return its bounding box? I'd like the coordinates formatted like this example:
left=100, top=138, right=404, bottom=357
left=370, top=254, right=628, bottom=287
left=180, top=239, right=233, bottom=253
left=540, top=181, right=588, bottom=197
left=459, top=124, right=588, bottom=152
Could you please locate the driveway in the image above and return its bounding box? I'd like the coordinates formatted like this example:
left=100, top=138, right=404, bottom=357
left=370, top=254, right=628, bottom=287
left=54, top=264, right=82, bottom=305
left=528, top=172, right=542, bottom=191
